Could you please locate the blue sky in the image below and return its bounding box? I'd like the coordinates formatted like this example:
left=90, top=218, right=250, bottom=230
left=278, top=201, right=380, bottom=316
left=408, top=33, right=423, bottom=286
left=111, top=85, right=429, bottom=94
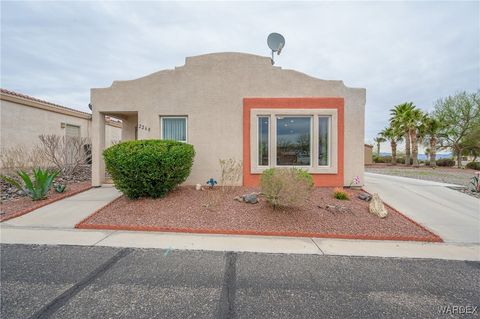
left=1, top=1, right=479, bottom=146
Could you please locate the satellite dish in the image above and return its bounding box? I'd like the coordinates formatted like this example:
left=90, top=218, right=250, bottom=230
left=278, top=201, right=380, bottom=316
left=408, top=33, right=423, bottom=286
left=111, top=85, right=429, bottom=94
left=267, top=33, right=285, bottom=64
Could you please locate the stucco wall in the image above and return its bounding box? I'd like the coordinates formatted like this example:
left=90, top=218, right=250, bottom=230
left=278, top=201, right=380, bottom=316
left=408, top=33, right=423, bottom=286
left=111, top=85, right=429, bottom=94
left=364, top=145, right=373, bottom=165
left=0, top=98, right=122, bottom=168
left=105, top=123, right=122, bottom=147
left=91, top=52, right=366, bottom=186
left=0, top=99, right=91, bottom=151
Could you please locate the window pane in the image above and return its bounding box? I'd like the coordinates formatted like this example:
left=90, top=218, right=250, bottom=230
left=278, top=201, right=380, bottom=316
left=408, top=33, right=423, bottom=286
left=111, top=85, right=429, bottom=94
left=163, top=118, right=186, bottom=141
left=276, top=117, right=311, bottom=166
left=319, top=117, right=329, bottom=166
left=258, top=117, right=269, bottom=166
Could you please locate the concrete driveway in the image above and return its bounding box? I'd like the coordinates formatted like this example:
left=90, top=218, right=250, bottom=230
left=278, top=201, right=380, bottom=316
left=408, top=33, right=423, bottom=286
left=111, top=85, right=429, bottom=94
left=364, top=173, right=480, bottom=244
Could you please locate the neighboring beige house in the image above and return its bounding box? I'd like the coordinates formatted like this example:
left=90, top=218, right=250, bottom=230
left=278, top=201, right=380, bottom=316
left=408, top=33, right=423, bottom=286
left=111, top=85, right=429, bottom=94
left=364, top=144, right=373, bottom=165
left=0, top=88, right=121, bottom=166
left=91, top=52, right=366, bottom=187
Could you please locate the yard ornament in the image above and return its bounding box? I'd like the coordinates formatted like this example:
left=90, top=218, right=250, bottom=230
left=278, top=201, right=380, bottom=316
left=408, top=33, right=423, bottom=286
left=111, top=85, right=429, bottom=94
left=206, top=178, right=218, bottom=188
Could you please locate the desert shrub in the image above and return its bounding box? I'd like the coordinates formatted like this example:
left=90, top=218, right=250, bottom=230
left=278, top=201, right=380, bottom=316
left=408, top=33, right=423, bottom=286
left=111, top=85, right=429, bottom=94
left=0, top=168, right=58, bottom=201
left=436, top=158, right=455, bottom=167
left=373, top=155, right=385, bottom=163
left=103, top=140, right=195, bottom=199
left=333, top=187, right=349, bottom=200
left=396, top=157, right=413, bottom=165
left=260, top=168, right=313, bottom=209
left=0, top=145, right=49, bottom=174
left=466, top=162, right=480, bottom=170
left=38, top=134, right=91, bottom=178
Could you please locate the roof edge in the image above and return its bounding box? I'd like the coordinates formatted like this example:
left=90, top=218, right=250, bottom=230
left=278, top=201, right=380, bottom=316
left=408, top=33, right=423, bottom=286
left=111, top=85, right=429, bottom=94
left=1, top=88, right=92, bottom=120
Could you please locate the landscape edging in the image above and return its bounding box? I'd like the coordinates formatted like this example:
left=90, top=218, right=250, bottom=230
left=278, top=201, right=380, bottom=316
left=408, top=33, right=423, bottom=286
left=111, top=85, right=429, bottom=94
left=0, top=185, right=93, bottom=222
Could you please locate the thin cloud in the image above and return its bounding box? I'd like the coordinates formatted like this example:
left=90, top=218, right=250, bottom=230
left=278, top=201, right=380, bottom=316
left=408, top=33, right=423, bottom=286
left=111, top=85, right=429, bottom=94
left=1, top=1, right=478, bottom=145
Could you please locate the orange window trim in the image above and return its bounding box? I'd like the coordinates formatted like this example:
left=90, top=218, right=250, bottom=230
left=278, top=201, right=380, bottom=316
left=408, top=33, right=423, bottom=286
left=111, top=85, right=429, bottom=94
left=243, top=97, right=345, bottom=187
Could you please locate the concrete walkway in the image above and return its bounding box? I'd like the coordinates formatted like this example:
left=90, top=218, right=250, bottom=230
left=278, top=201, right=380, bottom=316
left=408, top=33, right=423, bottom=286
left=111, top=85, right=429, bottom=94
left=1, top=185, right=479, bottom=261
left=364, top=173, right=480, bottom=244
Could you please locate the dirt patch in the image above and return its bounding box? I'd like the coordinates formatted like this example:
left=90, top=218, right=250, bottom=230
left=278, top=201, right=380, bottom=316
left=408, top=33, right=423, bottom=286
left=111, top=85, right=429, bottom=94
left=77, top=187, right=441, bottom=242
left=0, top=181, right=92, bottom=222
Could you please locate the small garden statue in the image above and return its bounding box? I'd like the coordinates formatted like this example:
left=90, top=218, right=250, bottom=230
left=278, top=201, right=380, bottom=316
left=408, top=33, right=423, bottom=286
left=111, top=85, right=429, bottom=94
left=206, top=178, right=217, bottom=189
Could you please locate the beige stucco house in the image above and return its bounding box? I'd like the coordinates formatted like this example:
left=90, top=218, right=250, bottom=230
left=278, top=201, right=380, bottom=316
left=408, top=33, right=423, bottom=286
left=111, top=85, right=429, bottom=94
left=91, top=52, right=366, bottom=187
left=0, top=88, right=122, bottom=167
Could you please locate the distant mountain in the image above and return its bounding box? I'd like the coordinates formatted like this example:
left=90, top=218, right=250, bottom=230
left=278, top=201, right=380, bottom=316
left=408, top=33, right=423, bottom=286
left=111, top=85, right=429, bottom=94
left=378, top=152, right=452, bottom=160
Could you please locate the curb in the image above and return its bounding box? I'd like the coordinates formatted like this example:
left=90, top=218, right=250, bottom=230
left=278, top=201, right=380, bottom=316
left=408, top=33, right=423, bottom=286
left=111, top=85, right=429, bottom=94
left=0, top=185, right=93, bottom=223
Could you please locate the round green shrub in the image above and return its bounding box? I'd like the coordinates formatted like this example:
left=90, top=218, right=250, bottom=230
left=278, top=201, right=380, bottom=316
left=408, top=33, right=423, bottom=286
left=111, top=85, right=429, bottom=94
left=436, top=158, right=455, bottom=167
left=103, top=140, right=195, bottom=199
left=466, top=161, right=480, bottom=170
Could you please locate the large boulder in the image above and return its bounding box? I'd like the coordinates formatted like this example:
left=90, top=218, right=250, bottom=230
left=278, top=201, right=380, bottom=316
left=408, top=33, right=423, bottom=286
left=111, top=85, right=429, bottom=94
left=369, top=193, right=388, bottom=218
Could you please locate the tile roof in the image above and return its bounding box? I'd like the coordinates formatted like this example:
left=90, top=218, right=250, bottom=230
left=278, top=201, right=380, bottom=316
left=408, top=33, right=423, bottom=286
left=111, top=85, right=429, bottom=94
left=0, top=88, right=91, bottom=116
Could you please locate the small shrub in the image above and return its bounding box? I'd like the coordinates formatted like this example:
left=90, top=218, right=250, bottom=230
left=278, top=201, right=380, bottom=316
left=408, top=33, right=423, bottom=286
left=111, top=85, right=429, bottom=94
left=470, top=172, right=480, bottom=193
left=436, top=158, right=455, bottom=167
left=0, top=168, right=59, bottom=200
left=396, top=157, right=413, bottom=165
left=466, top=162, right=480, bottom=170
left=333, top=187, right=349, bottom=200
left=260, top=168, right=313, bottom=209
left=103, top=140, right=195, bottom=199
left=55, top=184, right=67, bottom=193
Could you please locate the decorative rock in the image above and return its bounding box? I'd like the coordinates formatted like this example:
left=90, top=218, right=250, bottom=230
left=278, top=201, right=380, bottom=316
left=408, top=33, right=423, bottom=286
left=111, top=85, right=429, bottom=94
left=369, top=193, right=388, bottom=218
left=233, top=196, right=243, bottom=202
left=358, top=192, right=372, bottom=202
left=195, top=184, right=203, bottom=191
left=243, top=193, right=258, bottom=204
left=233, top=193, right=259, bottom=204
left=321, top=204, right=351, bottom=213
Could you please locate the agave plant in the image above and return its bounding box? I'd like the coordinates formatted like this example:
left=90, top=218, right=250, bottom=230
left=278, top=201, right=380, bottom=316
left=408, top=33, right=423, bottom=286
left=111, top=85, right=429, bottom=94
left=55, top=183, right=67, bottom=193
left=0, top=168, right=59, bottom=201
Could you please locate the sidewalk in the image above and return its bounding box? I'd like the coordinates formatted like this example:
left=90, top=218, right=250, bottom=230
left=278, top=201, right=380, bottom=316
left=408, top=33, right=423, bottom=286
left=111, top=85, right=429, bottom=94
left=1, top=186, right=479, bottom=261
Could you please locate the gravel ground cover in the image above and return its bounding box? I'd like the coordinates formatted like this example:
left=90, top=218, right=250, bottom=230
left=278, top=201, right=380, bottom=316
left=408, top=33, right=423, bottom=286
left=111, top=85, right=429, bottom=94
left=366, top=164, right=480, bottom=199
left=77, top=186, right=441, bottom=242
left=0, top=181, right=91, bottom=222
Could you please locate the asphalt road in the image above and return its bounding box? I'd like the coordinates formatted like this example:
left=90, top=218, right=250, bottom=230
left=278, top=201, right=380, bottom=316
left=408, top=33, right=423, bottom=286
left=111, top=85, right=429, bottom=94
left=1, top=244, right=479, bottom=319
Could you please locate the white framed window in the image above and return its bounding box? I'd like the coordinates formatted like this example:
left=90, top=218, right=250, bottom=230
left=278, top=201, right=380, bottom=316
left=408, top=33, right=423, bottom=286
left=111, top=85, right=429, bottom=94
left=160, top=116, right=188, bottom=142
left=250, top=109, right=337, bottom=174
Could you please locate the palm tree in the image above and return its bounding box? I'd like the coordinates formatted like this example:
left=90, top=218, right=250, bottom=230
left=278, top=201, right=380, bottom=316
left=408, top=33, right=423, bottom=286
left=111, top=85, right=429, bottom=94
left=421, top=114, right=442, bottom=167
left=390, top=102, right=415, bottom=166
left=390, top=102, right=423, bottom=166
left=380, top=126, right=403, bottom=165
left=373, top=135, right=386, bottom=157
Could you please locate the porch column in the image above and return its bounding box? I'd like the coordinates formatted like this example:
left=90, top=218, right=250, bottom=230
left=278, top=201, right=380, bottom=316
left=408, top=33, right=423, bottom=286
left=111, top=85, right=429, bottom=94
left=92, top=111, right=106, bottom=186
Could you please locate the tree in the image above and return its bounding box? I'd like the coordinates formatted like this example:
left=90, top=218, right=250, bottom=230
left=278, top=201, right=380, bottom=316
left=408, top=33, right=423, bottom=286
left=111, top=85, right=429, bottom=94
left=460, top=125, right=480, bottom=162
left=434, top=91, right=480, bottom=168
left=380, top=126, right=403, bottom=165
left=390, top=102, right=415, bottom=166
left=390, top=102, right=423, bottom=166
left=373, top=135, right=386, bottom=156
left=421, top=114, right=442, bottom=167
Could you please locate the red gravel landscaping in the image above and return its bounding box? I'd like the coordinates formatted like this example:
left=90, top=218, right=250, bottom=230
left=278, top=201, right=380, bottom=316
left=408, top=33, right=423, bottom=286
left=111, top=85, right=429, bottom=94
left=0, top=181, right=91, bottom=222
left=76, top=187, right=441, bottom=242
